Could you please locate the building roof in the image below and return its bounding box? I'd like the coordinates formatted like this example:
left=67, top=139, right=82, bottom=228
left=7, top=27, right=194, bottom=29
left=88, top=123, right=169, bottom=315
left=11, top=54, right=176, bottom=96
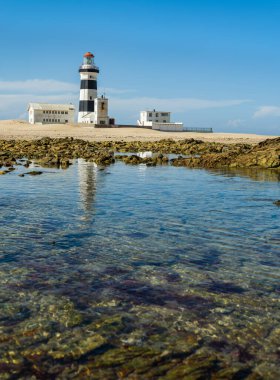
left=143, top=110, right=171, bottom=114
left=28, top=103, right=75, bottom=111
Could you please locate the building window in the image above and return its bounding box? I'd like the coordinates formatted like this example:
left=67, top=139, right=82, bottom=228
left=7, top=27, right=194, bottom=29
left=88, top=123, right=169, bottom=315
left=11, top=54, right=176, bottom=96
left=90, top=96, right=92, bottom=100
left=156, top=113, right=159, bottom=117
left=161, top=113, right=169, bottom=116
left=156, top=120, right=158, bottom=122
left=163, top=120, right=166, bottom=122
left=149, top=113, right=152, bottom=117
left=65, top=111, right=68, bottom=115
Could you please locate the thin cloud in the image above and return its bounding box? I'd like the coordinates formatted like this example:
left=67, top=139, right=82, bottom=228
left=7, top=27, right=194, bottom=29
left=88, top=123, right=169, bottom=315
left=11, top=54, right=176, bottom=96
left=99, top=87, right=135, bottom=95
left=227, top=119, right=245, bottom=127
left=254, top=106, right=280, bottom=118
left=0, top=94, right=77, bottom=119
left=0, top=79, right=77, bottom=94
left=110, top=97, right=251, bottom=113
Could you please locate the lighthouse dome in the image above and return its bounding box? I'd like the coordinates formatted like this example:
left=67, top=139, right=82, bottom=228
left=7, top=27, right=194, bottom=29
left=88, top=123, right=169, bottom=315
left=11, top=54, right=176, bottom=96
left=84, top=52, right=94, bottom=58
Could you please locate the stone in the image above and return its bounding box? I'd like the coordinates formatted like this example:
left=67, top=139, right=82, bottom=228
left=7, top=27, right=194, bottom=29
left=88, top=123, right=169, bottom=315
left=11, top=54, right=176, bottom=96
left=25, top=171, right=43, bottom=176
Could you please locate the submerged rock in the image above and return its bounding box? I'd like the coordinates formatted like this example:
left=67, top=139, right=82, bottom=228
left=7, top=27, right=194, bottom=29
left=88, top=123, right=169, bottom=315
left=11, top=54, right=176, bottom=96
left=25, top=171, right=43, bottom=176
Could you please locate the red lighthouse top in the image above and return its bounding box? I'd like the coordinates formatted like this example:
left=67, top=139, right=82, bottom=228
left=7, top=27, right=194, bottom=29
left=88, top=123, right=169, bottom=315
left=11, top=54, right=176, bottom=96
left=80, top=51, right=99, bottom=73
left=84, top=52, right=94, bottom=58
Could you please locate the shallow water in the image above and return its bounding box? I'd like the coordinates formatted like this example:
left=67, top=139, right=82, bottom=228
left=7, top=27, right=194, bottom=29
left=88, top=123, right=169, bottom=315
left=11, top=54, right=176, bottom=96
left=0, top=161, right=279, bottom=379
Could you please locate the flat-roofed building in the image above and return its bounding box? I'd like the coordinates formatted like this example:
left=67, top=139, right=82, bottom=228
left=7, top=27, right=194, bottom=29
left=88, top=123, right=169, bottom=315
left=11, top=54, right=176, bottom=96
left=28, top=103, right=75, bottom=125
left=138, top=110, right=183, bottom=131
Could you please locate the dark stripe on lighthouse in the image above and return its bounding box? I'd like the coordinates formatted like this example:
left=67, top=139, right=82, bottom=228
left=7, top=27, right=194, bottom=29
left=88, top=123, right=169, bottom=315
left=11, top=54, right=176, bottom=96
left=80, top=80, right=97, bottom=90
left=79, top=100, right=95, bottom=112
left=79, top=68, right=99, bottom=73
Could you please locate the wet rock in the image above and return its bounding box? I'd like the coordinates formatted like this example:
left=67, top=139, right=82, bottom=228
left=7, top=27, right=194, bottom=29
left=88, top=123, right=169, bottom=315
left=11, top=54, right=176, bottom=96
left=0, top=136, right=278, bottom=172
left=93, top=152, right=115, bottom=166
left=47, top=332, right=106, bottom=360
left=25, top=171, right=43, bottom=176
left=123, top=155, right=142, bottom=165
left=164, top=352, right=219, bottom=379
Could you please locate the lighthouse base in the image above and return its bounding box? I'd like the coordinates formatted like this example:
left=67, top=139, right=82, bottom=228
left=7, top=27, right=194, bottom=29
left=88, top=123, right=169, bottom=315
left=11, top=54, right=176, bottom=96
left=78, top=97, right=110, bottom=125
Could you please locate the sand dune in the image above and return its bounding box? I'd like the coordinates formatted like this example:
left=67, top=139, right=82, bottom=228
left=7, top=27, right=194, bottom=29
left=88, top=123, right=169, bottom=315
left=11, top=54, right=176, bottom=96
left=0, top=120, right=277, bottom=144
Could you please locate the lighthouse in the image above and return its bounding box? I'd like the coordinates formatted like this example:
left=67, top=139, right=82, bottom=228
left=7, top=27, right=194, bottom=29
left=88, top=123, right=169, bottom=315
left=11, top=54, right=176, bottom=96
left=78, top=52, right=109, bottom=125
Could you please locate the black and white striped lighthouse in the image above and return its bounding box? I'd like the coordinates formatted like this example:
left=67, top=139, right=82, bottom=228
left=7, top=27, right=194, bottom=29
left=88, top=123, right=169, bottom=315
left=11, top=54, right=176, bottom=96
left=78, top=52, right=99, bottom=123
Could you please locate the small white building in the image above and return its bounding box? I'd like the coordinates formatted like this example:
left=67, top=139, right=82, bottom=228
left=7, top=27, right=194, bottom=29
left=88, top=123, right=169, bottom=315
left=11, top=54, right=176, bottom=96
left=28, top=103, right=75, bottom=125
left=92, top=96, right=110, bottom=125
left=138, top=110, right=184, bottom=131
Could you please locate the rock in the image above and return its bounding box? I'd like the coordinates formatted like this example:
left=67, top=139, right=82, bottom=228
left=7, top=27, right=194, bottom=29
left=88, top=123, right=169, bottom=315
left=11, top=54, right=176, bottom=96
left=273, top=200, right=280, bottom=207
left=0, top=136, right=278, bottom=171
left=25, top=171, right=43, bottom=176
left=48, top=333, right=106, bottom=360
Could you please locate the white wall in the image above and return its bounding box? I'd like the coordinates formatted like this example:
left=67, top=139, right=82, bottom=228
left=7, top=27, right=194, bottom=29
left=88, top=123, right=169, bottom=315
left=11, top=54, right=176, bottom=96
left=138, top=110, right=183, bottom=131
left=152, top=122, right=183, bottom=131
left=95, top=97, right=109, bottom=124
left=140, top=111, right=171, bottom=124
left=29, top=107, right=75, bottom=124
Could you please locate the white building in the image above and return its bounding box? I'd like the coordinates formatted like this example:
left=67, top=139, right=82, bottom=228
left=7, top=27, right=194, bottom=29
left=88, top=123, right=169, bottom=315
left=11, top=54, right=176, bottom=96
left=138, top=110, right=183, bottom=131
left=28, top=103, right=75, bottom=125
left=78, top=52, right=110, bottom=125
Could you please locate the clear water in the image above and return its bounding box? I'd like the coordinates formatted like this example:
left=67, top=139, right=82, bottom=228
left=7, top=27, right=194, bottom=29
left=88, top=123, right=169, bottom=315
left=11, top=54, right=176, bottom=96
left=0, top=161, right=279, bottom=379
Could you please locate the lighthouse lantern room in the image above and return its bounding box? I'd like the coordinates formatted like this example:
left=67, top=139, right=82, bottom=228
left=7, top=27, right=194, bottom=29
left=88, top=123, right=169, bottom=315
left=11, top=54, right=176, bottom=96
left=78, top=52, right=109, bottom=125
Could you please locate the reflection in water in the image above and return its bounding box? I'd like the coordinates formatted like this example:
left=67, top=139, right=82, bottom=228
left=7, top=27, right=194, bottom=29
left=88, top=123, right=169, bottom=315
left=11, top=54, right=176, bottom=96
left=77, top=159, right=97, bottom=213
left=209, top=167, right=280, bottom=182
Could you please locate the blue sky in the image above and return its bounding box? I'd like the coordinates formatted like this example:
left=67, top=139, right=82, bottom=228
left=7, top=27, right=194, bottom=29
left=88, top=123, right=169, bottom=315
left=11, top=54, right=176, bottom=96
left=0, top=0, right=280, bottom=134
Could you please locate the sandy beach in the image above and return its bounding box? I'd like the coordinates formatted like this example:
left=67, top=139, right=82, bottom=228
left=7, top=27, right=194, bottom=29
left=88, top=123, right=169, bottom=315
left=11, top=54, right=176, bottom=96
left=0, top=120, right=277, bottom=144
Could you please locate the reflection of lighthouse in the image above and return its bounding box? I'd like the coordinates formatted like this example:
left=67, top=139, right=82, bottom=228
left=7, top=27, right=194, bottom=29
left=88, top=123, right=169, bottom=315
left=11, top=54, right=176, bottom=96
left=78, top=52, right=110, bottom=125
left=78, top=159, right=98, bottom=213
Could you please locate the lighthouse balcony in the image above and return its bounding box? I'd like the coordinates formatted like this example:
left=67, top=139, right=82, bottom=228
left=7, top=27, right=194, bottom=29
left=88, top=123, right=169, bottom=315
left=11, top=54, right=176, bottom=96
left=79, top=64, right=99, bottom=73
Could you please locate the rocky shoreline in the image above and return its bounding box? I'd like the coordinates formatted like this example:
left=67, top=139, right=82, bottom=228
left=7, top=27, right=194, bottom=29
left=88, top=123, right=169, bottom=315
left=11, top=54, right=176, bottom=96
left=0, top=137, right=279, bottom=171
